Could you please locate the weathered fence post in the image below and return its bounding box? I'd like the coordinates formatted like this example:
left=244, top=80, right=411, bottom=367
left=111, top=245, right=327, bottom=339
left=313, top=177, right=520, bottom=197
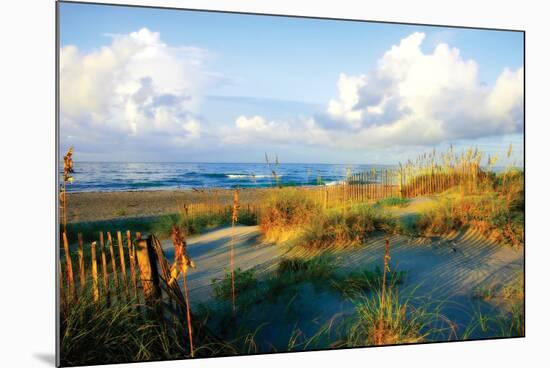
left=128, top=230, right=138, bottom=299
left=90, top=241, right=99, bottom=303
left=107, top=232, right=119, bottom=292
left=99, top=232, right=110, bottom=303
left=117, top=231, right=129, bottom=298
left=77, top=233, right=85, bottom=290
left=62, top=232, right=75, bottom=300
left=135, top=236, right=161, bottom=308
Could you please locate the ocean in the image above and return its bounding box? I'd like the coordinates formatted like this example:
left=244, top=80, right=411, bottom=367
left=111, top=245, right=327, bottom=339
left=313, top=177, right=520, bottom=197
left=61, top=162, right=395, bottom=192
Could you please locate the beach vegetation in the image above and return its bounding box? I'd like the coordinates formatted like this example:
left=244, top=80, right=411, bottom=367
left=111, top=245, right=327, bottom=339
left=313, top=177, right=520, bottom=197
left=260, top=188, right=321, bottom=242
left=344, top=290, right=426, bottom=346
left=408, top=171, right=524, bottom=247
left=113, top=208, right=128, bottom=217
left=212, top=268, right=259, bottom=301
left=297, top=205, right=399, bottom=250
left=468, top=273, right=524, bottom=338
left=68, top=208, right=258, bottom=243
left=375, top=196, right=410, bottom=208
left=60, top=289, right=188, bottom=366
left=276, top=253, right=337, bottom=282
left=335, top=266, right=406, bottom=297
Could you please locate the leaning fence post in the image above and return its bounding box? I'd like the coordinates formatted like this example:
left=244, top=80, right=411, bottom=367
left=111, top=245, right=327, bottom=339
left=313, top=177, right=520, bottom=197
left=135, top=236, right=162, bottom=308
left=62, top=232, right=75, bottom=300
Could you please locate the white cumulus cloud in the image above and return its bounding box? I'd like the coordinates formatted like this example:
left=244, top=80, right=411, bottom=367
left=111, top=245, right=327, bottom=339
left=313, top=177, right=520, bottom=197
left=224, top=115, right=330, bottom=146
left=221, top=32, right=523, bottom=150
left=60, top=28, right=221, bottom=153
left=323, top=32, right=524, bottom=147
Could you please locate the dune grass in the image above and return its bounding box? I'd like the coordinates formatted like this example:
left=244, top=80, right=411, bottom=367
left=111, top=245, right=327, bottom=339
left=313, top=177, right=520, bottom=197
left=463, top=304, right=524, bottom=340
left=375, top=196, right=410, bottom=208
left=204, top=253, right=417, bottom=352
left=297, top=205, right=399, bottom=250
left=408, top=171, right=524, bottom=247
left=212, top=268, right=259, bottom=301
left=151, top=209, right=257, bottom=238
left=276, top=254, right=337, bottom=280
left=343, top=289, right=439, bottom=346
left=468, top=272, right=524, bottom=338
left=259, top=188, right=321, bottom=242
left=67, top=208, right=258, bottom=244
left=60, top=289, right=188, bottom=366
left=210, top=254, right=338, bottom=308
left=337, top=236, right=435, bottom=346
left=259, top=169, right=523, bottom=249
left=259, top=188, right=400, bottom=250
left=334, top=266, right=406, bottom=297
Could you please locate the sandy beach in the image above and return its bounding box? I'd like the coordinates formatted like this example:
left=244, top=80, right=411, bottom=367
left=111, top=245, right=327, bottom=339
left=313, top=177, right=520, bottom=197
left=66, top=188, right=269, bottom=223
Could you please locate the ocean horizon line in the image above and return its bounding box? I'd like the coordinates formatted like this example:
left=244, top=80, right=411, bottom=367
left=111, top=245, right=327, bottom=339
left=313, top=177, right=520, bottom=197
left=59, top=161, right=524, bottom=169
left=62, top=161, right=403, bottom=166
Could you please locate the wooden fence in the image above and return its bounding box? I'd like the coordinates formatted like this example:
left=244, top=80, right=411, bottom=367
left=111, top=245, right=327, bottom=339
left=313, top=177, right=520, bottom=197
left=170, top=165, right=485, bottom=220
left=319, top=168, right=401, bottom=206
left=178, top=201, right=264, bottom=219
left=60, top=230, right=194, bottom=328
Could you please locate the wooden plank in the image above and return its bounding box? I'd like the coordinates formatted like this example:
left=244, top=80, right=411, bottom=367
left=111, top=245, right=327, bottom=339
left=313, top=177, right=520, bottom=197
left=129, top=231, right=138, bottom=299
left=117, top=231, right=129, bottom=298
left=62, top=232, right=75, bottom=299
left=99, top=232, right=110, bottom=301
left=77, top=233, right=85, bottom=290
left=384, top=169, right=387, bottom=198
left=150, top=235, right=186, bottom=303
left=90, top=241, right=99, bottom=303
left=107, top=232, right=119, bottom=291
left=135, top=237, right=161, bottom=306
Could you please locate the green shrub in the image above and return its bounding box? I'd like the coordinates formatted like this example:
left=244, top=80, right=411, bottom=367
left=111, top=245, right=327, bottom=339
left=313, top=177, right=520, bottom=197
left=335, top=266, right=406, bottom=297
left=376, top=196, right=410, bottom=208
left=343, top=289, right=440, bottom=346
left=298, top=206, right=399, bottom=250
left=259, top=188, right=321, bottom=242
left=212, top=268, right=259, bottom=301
left=276, top=253, right=337, bottom=280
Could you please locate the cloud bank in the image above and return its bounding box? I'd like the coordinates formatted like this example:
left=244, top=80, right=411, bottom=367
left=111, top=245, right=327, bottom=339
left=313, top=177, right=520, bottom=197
left=227, top=32, right=523, bottom=149
left=61, top=29, right=523, bottom=161
left=223, top=115, right=330, bottom=146
left=60, top=28, right=220, bottom=154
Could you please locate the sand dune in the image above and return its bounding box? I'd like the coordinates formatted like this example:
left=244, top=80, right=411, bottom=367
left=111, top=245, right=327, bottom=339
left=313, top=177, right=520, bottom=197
left=163, top=225, right=523, bottom=307
left=161, top=226, right=289, bottom=302
left=159, top=224, right=523, bottom=345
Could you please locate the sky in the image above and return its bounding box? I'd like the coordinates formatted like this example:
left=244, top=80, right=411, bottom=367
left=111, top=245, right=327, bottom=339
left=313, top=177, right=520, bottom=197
left=59, top=2, right=524, bottom=165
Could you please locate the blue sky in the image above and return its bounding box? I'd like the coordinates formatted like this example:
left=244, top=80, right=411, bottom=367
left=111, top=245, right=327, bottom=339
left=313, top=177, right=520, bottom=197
left=59, top=2, right=524, bottom=165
